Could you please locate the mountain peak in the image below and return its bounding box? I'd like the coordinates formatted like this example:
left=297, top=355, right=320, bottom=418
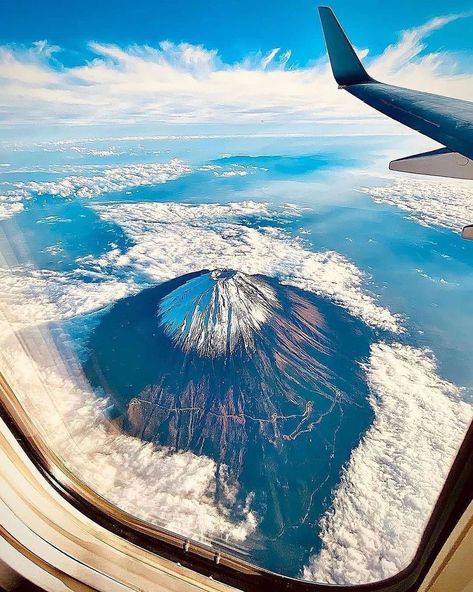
left=157, top=269, right=279, bottom=357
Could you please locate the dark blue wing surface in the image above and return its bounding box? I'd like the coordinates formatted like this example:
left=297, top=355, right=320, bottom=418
left=318, top=7, right=473, bottom=163
left=318, top=6, right=473, bottom=239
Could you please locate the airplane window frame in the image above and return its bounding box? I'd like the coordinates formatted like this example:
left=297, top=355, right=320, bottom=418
left=0, top=369, right=471, bottom=592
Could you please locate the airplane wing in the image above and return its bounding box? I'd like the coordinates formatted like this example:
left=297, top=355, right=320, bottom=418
left=318, top=6, right=473, bottom=238
left=318, top=6, right=473, bottom=175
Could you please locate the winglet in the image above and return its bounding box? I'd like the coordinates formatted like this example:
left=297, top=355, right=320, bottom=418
left=318, top=7, right=373, bottom=86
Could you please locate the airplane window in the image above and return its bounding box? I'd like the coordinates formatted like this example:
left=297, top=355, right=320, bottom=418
left=0, top=2, right=472, bottom=588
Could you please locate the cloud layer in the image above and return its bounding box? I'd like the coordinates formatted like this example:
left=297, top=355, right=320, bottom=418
left=0, top=160, right=190, bottom=220
left=360, top=176, right=473, bottom=232
left=92, top=200, right=402, bottom=331
left=0, top=321, right=257, bottom=543
left=1, top=14, right=472, bottom=135
left=0, top=195, right=399, bottom=559
left=1, top=186, right=471, bottom=582
left=304, top=342, right=472, bottom=584
left=0, top=199, right=401, bottom=333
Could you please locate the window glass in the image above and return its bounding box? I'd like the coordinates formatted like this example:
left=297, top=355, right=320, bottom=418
left=0, top=4, right=472, bottom=584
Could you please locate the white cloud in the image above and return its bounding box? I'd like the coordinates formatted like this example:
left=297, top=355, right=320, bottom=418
left=359, top=176, right=473, bottom=232
left=0, top=14, right=471, bottom=134
left=0, top=200, right=24, bottom=220
left=0, top=41, right=61, bottom=85
left=0, top=198, right=400, bottom=334
left=92, top=200, right=402, bottom=332
left=368, top=13, right=473, bottom=98
left=0, top=266, right=135, bottom=330
left=15, top=159, right=189, bottom=198
left=303, top=342, right=472, bottom=584
left=0, top=320, right=257, bottom=543
left=68, top=146, right=126, bottom=156
left=1, top=190, right=470, bottom=580
left=0, top=195, right=402, bottom=558
left=370, top=14, right=464, bottom=75
left=0, top=160, right=190, bottom=219
left=260, top=48, right=282, bottom=70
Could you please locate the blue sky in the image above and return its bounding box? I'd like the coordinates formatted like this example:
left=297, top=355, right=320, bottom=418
left=2, top=0, right=473, bottom=66
left=0, top=1, right=472, bottom=141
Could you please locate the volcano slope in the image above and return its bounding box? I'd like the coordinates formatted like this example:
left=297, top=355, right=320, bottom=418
left=84, top=269, right=374, bottom=575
